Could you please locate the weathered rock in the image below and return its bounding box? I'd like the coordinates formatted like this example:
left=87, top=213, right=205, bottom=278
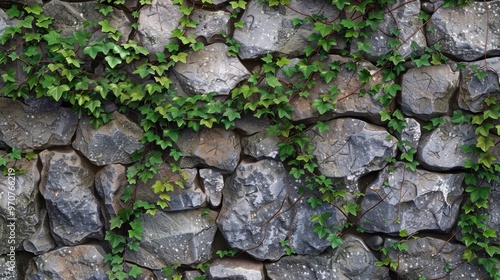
left=385, top=237, right=489, bottom=279
left=0, top=98, right=78, bottom=151
left=426, top=0, right=500, bottom=61
left=351, top=0, right=426, bottom=61
left=187, top=10, right=231, bottom=43
left=400, top=64, right=459, bottom=120
left=124, top=209, right=217, bottom=270
left=208, top=258, right=265, bottom=280
left=0, top=254, right=18, bottom=280
left=183, top=270, right=203, bottom=280
left=95, top=164, right=129, bottom=225
left=22, top=209, right=56, bottom=255
left=266, top=235, right=390, bottom=280
left=459, top=57, right=500, bottom=113
left=480, top=181, right=500, bottom=246
left=199, top=168, right=224, bottom=207
left=25, top=244, right=108, bottom=279
left=233, top=0, right=342, bottom=59
left=399, top=118, right=421, bottom=153
left=306, top=118, right=398, bottom=184
left=137, top=0, right=183, bottom=55
left=72, top=111, right=144, bottom=166
left=176, top=127, right=241, bottom=173
left=242, top=131, right=280, bottom=160
left=172, top=43, right=250, bottom=95
left=418, top=116, right=475, bottom=171
left=39, top=148, right=102, bottom=246
left=0, top=155, right=41, bottom=254
left=359, top=162, right=464, bottom=235
left=217, top=159, right=345, bottom=260
left=234, top=114, right=270, bottom=136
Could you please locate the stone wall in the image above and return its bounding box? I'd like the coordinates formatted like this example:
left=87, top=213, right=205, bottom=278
left=0, top=0, right=499, bottom=279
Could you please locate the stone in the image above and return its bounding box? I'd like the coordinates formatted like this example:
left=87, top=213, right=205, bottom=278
left=217, top=159, right=345, bottom=260
left=72, top=111, right=144, bottom=166
left=176, top=127, right=241, bottom=173
left=234, top=114, right=270, bottom=136
left=25, top=244, right=108, bottom=279
left=426, top=0, right=500, bottom=61
left=480, top=181, right=500, bottom=246
left=306, top=118, right=398, bottom=183
left=208, top=258, right=265, bottom=280
left=183, top=270, right=203, bottom=280
left=199, top=168, right=224, bottom=207
left=137, top=0, right=183, bottom=55
left=266, top=235, right=390, bottom=280
left=187, top=10, right=231, bottom=43
left=385, top=237, right=489, bottom=279
left=351, top=0, right=426, bottom=61
left=242, top=131, right=280, bottom=160
left=399, top=118, right=421, bottom=153
left=172, top=43, right=250, bottom=95
left=0, top=254, right=18, bottom=279
left=233, top=0, right=342, bottom=59
left=124, top=209, right=217, bottom=270
left=459, top=57, right=500, bottom=113
left=0, top=155, right=41, bottom=254
left=95, top=164, right=129, bottom=226
left=39, top=148, right=103, bottom=246
left=0, top=98, right=78, bottom=151
left=359, top=162, right=464, bottom=235
left=400, top=64, right=459, bottom=120
left=22, top=209, right=56, bottom=255
left=418, top=116, right=476, bottom=171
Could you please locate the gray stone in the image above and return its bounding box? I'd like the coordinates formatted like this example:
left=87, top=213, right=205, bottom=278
left=25, top=244, right=108, bottom=280
left=0, top=98, right=78, bottom=151
left=400, top=64, right=459, bottom=120
left=385, top=237, right=489, bottom=279
left=217, top=159, right=345, bottom=261
left=182, top=270, right=202, bottom=280
left=351, top=0, right=426, bottom=61
left=234, top=114, right=270, bottom=136
left=23, top=93, right=62, bottom=112
left=266, top=235, right=390, bottom=280
left=199, top=168, right=224, bottom=207
left=137, top=0, right=183, bottom=55
left=39, top=148, right=103, bottom=246
left=0, top=155, right=41, bottom=254
left=208, top=258, right=265, bottom=280
left=124, top=209, right=217, bottom=270
left=459, top=58, right=500, bottom=113
left=242, top=131, right=280, bottom=160
left=399, top=118, right=421, bottom=153
left=187, top=10, right=231, bottom=43
left=418, top=116, right=476, bottom=171
left=0, top=254, right=17, bottom=279
left=481, top=181, right=500, bottom=246
left=176, top=127, right=241, bottom=173
left=172, top=43, right=250, bottom=96
left=95, top=164, right=129, bottom=226
left=426, top=0, right=500, bottom=61
left=72, top=111, right=144, bottom=166
left=22, top=209, right=56, bottom=255
left=0, top=9, right=15, bottom=36
left=233, top=0, right=342, bottom=59
left=306, top=118, right=398, bottom=183
left=359, top=162, right=464, bottom=235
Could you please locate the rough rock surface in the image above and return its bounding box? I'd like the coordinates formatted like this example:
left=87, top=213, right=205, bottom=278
left=266, top=235, right=390, bottom=280
left=199, top=168, right=224, bottom=207
left=360, top=162, right=464, bottom=234
left=242, top=131, right=280, bottom=160
left=208, top=258, right=265, bottom=280
left=459, top=57, right=500, bottom=112
left=233, top=0, right=342, bottom=59
left=426, top=0, right=500, bottom=61
left=173, top=43, right=250, bottom=95
left=39, top=148, right=102, bottom=246
left=234, top=114, right=270, bottom=135
left=217, top=159, right=345, bottom=260
left=399, top=118, right=421, bottom=153
left=400, top=64, right=459, bottom=120
left=95, top=164, right=128, bottom=225
left=481, top=181, right=500, bottom=246
left=124, top=209, right=217, bottom=270
left=187, top=10, right=231, bottom=43
left=22, top=209, right=56, bottom=255
left=0, top=98, right=78, bottom=151
left=72, top=111, right=144, bottom=166
left=25, top=244, right=108, bottom=279
left=176, top=127, right=241, bottom=173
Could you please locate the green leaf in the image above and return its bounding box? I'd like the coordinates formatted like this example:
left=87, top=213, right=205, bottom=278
left=476, top=136, right=495, bottom=152
left=41, top=30, right=61, bottom=45
left=25, top=5, right=43, bottom=15
left=266, top=75, right=282, bottom=88
left=110, top=216, right=124, bottom=229
left=276, top=57, right=290, bottom=67
left=332, top=0, right=350, bottom=10
left=327, top=233, right=343, bottom=249
left=47, top=84, right=70, bottom=101
left=104, top=56, right=122, bottom=68
left=128, top=264, right=143, bottom=277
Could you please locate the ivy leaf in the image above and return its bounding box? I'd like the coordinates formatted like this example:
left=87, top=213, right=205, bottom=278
left=41, top=30, right=61, bottom=45
left=104, top=56, right=122, bottom=68
left=47, top=84, right=70, bottom=101
left=128, top=265, right=143, bottom=277
left=110, top=216, right=124, bottom=230
left=476, top=136, right=495, bottom=152
left=327, top=233, right=343, bottom=249
left=266, top=75, right=282, bottom=88
left=171, top=52, right=188, bottom=63
left=276, top=57, right=290, bottom=67
left=332, top=0, right=350, bottom=10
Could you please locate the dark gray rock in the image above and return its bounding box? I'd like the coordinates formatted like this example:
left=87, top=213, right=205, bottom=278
left=234, top=114, right=270, bottom=136
left=0, top=254, right=18, bottom=279
left=0, top=155, right=41, bottom=254
left=39, top=148, right=103, bottom=246
left=266, top=235, right=390, bottom=280
left=172, top=43, right=250, bottom=96
left=95, top=164, right=129, bottom=226
left=22, top=209, right=56, bottom=255
left=459, top=57, right=500, bottom=113
left=199, top=168, right=224, bottom=207
left=481, top=181, right=500, bottom=246
left=208, top=258, right=265, bottom=280
left=0, top=98, right=78, bottom=151
left=25, top=244, right=108, bottom=280
left=187, top=10, right=231, bottom=43
left=233, top=0, right=342, bottom=59
left=72, top=111, right=144, bottom=166
left=176, top=127, right=241, bottom=173
left=359, top=162, right=464, bottom=235
left=124, top=209, right=217, bottom=270
left=242, top=131, right=280, bottom=160
left=426, top=0, right=500, bottom=61
left=182, top=270, right=202, bottom=280
left=217, top=159, right=345, bottom=261
left=399, top=118, right=421, bottom=153
left=401, top=64, right=459, bottom=120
